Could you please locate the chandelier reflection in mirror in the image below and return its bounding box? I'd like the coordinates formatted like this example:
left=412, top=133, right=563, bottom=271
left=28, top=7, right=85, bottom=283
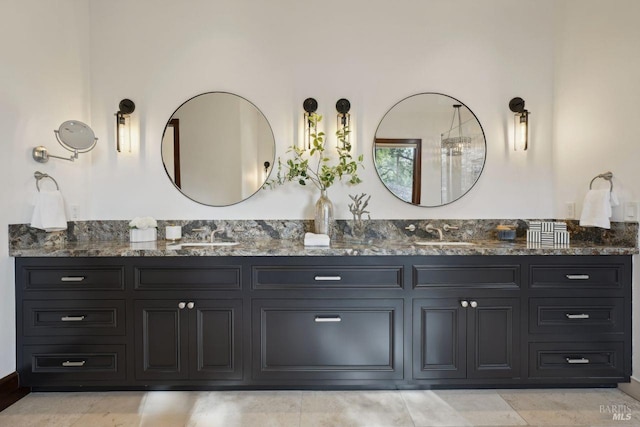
left=441, top=105, right=471, bottom=157
left=440, top=104, right=485, bottom=204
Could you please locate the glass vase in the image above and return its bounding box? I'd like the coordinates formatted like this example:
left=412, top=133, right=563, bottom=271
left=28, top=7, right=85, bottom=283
left=314, top=189, right=334, bottom=235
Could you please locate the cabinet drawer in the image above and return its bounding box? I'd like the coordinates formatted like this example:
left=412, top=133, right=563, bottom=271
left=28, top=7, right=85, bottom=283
left=22, top=266, right=124, bottom=291
left=252, top=265, right=403, bottom=290
left=529, top=342, right=625, bottom=379
left=529, top=298, right=624, bottom=334
left=530, top=264, right=623, bottom=289
left=23, top=300, right=126, bottom=336
left=21, top=344, right=126, bottom=384
left=135, top=266, right=241, bottom=290
left=414, top=265, right=520, bottom=289
left=252, top=299, right=403, bottom=380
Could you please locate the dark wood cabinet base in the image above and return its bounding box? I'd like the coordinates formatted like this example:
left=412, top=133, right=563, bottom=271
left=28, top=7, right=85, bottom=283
left=0, top=372, right=29, bottom=412
left=15, top=255, right=632, bottom=390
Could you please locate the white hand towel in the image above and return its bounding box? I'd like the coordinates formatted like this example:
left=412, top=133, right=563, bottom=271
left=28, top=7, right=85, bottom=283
left=304, top=232, right=330, bottom=247
left=30, top=190, right=68, bottom=232
left=579, top=189, right=613, bottom=229
left=610, top=189, right=620, bottom=207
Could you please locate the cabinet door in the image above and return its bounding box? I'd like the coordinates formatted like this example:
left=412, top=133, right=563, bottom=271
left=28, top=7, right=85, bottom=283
left=188, top=300, right=242, bottom=380
left=253, top=299, right=403, bottom=380
left=135, top=300, right=188, bottom=380
left=413, top=299, right=467, bottom=379
left=467, top=298, right=520, bottom=379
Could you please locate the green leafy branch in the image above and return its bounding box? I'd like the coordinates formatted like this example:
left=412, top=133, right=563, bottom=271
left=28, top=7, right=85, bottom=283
left=266, top=113, right=363, bottom=191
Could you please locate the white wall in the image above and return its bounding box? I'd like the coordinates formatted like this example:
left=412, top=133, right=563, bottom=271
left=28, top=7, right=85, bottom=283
left=0, top=0, right=91, bottom=377
left=86, top=0, right=556, bottom=221
left=2, top=0, right=639, bottom=379
left=552, top=0, right=640, bottom=380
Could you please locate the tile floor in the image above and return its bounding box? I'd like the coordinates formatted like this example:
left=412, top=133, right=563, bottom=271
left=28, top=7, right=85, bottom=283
left=1, top=388, right=640, bottom=427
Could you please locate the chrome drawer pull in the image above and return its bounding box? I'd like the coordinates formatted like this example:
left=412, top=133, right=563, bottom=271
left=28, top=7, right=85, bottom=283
left=61, top=316, right=86, bottom=322
left=62, top=360, right=86, bottom=367
left=566, top=357, right=590, bottom=364
left=60, top=276, right=86, bottom=282
left=314, top=316, right=342, bottom=323
left=314, top=276, right=342, bottom=281
left=566, top=274, right=590, bottom=280
left=566, top=313, right=590, bottom=319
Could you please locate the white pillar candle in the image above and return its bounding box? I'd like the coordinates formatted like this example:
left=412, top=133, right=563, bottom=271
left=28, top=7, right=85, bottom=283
left=165, top=225, right=182, bottom=241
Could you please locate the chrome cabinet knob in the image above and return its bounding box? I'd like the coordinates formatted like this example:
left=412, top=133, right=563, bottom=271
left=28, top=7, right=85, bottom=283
left=470, top=301, right=478, bottom=308
left=187, top=302, right=195, bottom=309
left=178, top=302, right=186, bottom=309
left=460, top=300, right=469, bottom=308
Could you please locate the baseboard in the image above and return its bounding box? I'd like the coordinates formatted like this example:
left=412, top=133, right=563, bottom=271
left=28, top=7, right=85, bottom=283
left=0, top=372, right=29, bottom=412
left=619, top=378, right=640, bottom=401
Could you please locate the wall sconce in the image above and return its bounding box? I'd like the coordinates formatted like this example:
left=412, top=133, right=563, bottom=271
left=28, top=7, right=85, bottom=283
left=336, top=98, right=351, bottom=148
left=303, top=97, right=318, bottom=149
left=263, top=161, right=271, bottom=181
left=509, top=97, right=529, bottom=151
left=116, top=98, right=135, bottom=153
left=32, top=120, right=98, bottom=163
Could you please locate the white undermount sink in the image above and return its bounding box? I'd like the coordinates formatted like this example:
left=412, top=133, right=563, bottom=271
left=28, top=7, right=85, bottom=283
left=414, top=241, right=475, bottom=246
left=168, top=241, right=239, bottom=248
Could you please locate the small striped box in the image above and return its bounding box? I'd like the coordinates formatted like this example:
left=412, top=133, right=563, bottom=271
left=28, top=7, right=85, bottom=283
left=527, top=221, right=570, bottom=245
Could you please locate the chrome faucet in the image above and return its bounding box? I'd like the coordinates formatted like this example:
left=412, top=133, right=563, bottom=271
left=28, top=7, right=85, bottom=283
left=443, top=224, right=459, bottom=232
left=192, top=227, right=209, bottom=241
left=210, top=229, right=225, bottom=242
left=425, top=223, right=443, bottom=241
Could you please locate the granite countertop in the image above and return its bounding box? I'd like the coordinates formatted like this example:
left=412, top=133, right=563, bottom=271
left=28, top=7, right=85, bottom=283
left=8, top=238, right=639, bottom=257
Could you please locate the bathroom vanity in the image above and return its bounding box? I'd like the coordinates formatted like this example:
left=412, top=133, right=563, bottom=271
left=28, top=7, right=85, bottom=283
left=12, top=237, right=634, bottom=391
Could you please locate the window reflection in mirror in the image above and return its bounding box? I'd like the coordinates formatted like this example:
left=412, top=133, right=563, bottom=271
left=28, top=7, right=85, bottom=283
left=161, top=92, right=275, bottom=206
left=374, top=139, right=422, bottom=204
left=373, top=93, right=486, bottom=207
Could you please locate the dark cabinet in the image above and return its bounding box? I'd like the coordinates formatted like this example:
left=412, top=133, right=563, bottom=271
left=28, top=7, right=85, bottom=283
left=21, top=344, right=126, bottom=385
left=23, top=299, right=126, bottom=337
left=529, top=297, right=624, bottom=335
left=15, top=258, right=128, bottom=388
left=413, top=298, right=520, bottom=380
left=529, top=342, right=626, bottom=379
left=15, top=255, right=632, bottom=389
left=252, top=299, right=403, bottom=381
left=135, top=299, right=242, bottom=381
left=526, top=258, right=630, bottom=383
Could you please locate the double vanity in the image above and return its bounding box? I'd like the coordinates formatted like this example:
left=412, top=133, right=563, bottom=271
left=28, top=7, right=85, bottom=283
left=17, top=79, right=637, bottom=392
left=10, top=220, right=637, bottom=391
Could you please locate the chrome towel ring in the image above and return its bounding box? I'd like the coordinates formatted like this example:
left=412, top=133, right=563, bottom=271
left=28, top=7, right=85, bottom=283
left=34, top=171, right=60, bottom=192
left=589, top=171, right=613, bottom=191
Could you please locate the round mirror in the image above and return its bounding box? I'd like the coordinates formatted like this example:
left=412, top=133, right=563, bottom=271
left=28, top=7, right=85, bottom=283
left=32, top=120, right=99, bottom=163
left=373, top=93, right=486, bottom=207
left=56, top=120, right=97, bottom=152
left=161, top=92, right=276, bottom=206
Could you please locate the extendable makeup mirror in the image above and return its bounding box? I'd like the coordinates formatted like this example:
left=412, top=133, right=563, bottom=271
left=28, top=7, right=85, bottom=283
left=33, top=120, right=98, bottom=163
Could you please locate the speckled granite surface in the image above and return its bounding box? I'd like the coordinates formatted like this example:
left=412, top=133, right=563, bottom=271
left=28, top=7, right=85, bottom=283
left=8, top=219, right=638, bottom=257
left=7, top=238, right=638, bottom=257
